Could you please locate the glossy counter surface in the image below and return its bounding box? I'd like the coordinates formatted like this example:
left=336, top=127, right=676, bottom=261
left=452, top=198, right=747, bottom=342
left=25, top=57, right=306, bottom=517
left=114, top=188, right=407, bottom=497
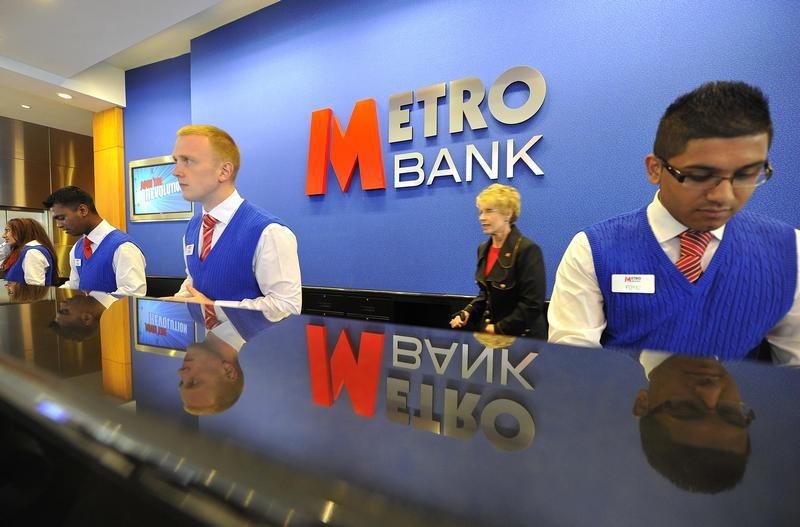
left=1, top=285, right=798, bottom=526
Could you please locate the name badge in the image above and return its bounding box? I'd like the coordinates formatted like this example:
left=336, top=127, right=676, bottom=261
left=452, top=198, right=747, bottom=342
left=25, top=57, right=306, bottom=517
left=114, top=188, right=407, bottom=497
left=74, top=258, right=82, bottom=267
left=185, top=244, right=195, bottom=256
left=611, top=274, right=655, bottom=294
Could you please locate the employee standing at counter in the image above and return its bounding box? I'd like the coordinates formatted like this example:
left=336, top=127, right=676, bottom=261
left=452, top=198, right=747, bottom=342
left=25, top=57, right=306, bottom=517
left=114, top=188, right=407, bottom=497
left=168, top=125, right=301, bottom=321
left=1, top=218, right=57, bottom=286
left=450, top=184, right=546, bottom=338
left=548, top=81, right=800, bottom=363
left=44, top=186, right=147, bottom=296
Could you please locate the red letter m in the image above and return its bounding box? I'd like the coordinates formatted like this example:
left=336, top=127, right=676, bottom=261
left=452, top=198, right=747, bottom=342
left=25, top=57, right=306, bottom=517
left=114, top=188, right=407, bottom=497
left=305, top=98, right=386, bottom=196
left=306, top=324, right=385, bottom=417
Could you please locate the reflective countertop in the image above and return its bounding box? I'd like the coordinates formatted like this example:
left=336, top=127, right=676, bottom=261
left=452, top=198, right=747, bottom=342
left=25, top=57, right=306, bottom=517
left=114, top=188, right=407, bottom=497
left=1, top=284, right=798, bottom=526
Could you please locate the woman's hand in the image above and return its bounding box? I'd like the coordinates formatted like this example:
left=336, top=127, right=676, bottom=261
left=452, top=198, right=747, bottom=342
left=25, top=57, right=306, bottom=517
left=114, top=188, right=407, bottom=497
left=449, top=310, right=469, bottom=328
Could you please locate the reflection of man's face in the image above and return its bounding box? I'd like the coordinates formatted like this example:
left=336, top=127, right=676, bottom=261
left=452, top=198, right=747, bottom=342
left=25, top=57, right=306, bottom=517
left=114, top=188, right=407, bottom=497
left=634, top=356, right=748, bottom=453
left=55, top=296, right=90, bottom=327
left=178, top=342, right=227, bottom=409
left=55, top=296, right=88, bottom=326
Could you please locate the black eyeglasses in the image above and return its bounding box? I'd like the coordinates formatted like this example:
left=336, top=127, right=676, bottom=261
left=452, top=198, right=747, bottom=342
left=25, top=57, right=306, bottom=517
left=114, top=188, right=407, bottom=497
left=648, top=398, right=756, bottom=428
left=657, top=156, right=772, bottom=190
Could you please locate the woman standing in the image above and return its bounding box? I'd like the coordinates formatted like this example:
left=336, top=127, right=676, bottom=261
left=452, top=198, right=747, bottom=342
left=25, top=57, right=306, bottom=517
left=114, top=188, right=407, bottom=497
left=449, top=184, right=546, bottom=338
left=1, top=218, right=58, bottom=286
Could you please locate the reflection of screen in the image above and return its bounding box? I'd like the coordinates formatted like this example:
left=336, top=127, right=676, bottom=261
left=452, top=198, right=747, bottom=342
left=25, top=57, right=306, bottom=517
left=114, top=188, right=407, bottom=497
left=129, top=156, right=193, bottom=221
left=135, top=299, right=197, bottom=354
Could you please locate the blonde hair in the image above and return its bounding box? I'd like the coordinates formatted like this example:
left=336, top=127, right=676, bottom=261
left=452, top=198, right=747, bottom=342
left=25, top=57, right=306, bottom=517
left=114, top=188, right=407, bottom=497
left=476, top=184, right=521, bottom=223
left=177, top=124, right=241, bottom=178
left=473, top=332, right=517, bottom=349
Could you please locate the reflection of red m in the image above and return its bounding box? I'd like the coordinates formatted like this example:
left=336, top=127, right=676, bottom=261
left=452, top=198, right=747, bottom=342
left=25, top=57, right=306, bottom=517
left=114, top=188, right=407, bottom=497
left=305, top=98, right=386, bottom=196
left=306, top=324, right=384, bottom=417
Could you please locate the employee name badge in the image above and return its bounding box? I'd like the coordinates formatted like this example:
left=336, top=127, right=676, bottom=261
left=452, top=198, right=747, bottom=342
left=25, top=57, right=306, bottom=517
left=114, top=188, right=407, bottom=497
left=74, top=258, right=82, bottom=267
left=185, top=244, right=195, bottom=256
left=611, top=274, right=655, bottom=294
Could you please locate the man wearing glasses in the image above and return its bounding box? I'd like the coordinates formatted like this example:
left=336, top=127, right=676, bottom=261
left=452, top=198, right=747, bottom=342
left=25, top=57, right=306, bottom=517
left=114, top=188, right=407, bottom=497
left=633, top=352, right=752, bottom=493
left=548, top=81, right=799, bottom=363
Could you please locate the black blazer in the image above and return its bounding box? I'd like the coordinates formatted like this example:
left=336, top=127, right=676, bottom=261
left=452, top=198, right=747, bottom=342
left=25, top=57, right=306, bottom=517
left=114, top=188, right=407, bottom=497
left=463, top=225, right=546, bottom=338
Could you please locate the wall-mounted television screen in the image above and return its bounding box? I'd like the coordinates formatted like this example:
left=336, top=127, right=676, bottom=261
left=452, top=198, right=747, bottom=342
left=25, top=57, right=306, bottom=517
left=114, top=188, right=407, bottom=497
left=134, top=298, right=198, bottom=356
left=128, top=155, right=193, bottom=222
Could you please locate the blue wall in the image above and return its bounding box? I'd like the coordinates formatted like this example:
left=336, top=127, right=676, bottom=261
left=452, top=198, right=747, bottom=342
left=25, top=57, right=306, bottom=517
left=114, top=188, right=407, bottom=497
left=124, top=0, right=800, bottom=295
left=124, top=54, right=192, bottom=276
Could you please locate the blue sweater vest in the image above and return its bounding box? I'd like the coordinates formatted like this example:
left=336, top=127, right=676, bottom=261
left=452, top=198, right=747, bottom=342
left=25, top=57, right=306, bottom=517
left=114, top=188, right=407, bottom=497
left=585, top=208, right=796, bottom=359
left=185, top=201, right=284, bottom=301
left=77, top=230, right=136, bottom=293
left=5, top=245, right=55, bottom=285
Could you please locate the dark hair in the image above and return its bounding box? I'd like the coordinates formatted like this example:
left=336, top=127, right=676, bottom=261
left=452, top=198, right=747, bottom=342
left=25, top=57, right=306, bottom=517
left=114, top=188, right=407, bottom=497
left=653, top=81, right=773, bottom=159
left=640, top=414, right=750, bottom=494
left=6, top=283, right=49, bottom=303
left=48, top=319, right=100, bottom=342
left=42, top=186, right=98, bottom=213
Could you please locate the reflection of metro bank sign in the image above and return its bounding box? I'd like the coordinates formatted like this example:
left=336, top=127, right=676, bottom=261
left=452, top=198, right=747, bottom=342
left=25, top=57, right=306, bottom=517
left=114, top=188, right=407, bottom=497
left=306, top=66, right=546, bottom=195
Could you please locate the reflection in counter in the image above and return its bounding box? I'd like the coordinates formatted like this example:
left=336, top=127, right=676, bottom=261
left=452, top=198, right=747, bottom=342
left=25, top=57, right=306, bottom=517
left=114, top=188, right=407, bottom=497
left=124, top=303, right=800, bottom=526
left=174, top=304, right=274, bottom=415
left=3, top=281, right=50, bottom=303
left=633, top=352, right=752, bottom=494
left=49, top=290, right=117, bottom=342
left=0, top=287, right=120, bottom=389
left=306, top=323, right=540, bottom=451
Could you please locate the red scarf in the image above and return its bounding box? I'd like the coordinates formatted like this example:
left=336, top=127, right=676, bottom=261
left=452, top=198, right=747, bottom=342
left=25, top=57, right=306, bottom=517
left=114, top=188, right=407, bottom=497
left=1, top=248, right=20, bottom=272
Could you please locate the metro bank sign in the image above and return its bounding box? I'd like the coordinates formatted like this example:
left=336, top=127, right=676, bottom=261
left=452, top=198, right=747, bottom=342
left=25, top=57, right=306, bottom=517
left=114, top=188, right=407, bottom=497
left=305, top=66, right=546, bottom=196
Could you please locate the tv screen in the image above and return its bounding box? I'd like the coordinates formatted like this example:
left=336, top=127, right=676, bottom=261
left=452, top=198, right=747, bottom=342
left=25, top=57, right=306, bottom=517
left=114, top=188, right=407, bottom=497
left=129, top=155, right=193, bottom=222
left=134, top=298, right=198, bottom=355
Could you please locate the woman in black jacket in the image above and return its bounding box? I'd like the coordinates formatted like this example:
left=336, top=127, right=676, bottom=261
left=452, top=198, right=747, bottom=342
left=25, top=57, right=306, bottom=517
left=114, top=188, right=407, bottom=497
left=449, top=184, right=546, bottom=338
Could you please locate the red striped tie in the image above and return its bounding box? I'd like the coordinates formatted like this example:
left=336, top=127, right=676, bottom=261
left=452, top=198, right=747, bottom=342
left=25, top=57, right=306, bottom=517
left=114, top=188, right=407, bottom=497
left=83, top=236, right=93, bottom=259
left=203, top=304, right=220, bottom=329
left=676, top=230, right=713, bottom=283
left=199, top=214, right=217, bottom=261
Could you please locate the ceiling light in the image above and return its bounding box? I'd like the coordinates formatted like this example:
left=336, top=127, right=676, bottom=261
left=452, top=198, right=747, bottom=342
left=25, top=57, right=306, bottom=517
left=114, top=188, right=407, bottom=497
left=21, top=104, right=31, bottom=109
left=57, top=92, right=73, bottom=99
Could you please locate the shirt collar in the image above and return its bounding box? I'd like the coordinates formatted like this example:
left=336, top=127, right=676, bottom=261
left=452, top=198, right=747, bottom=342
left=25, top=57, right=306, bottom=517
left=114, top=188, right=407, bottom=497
left=202, top=190, right=243, bottom=225
left=89, top=291, right=121, bottom=309
left=646, top=191, right=725, bottom=243
left=86, top=219, right=114, bottom=245
left=639, top=350, right=673, bottom=379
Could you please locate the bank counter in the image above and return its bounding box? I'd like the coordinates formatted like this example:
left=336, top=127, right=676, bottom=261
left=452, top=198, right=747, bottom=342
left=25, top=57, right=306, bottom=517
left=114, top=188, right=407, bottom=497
left=0, top=285, right=798, bottom=526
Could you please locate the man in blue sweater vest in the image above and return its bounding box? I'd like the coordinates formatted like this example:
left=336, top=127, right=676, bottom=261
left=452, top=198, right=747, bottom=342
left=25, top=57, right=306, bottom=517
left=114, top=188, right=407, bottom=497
left=167, top=125, right=302, bottom=320
left=548, top=82, right=799, bottom=364
left=44, top=186, right=147, bottom=295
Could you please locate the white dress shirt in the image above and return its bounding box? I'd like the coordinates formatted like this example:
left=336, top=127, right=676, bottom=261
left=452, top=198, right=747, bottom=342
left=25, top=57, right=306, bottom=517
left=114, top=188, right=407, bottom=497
left=548, top=193, right=800, bottom=365
left=20, top=241, right=51, bottom=286
left=63, top=219, right=148, bottom=296
left=177, top=190, right=302, bottom=321
left=205, top=307, right=247, bottom=352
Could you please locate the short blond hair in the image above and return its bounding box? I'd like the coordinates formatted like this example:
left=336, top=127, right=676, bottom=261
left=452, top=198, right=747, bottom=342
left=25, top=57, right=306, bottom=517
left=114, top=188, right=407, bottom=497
left=177, top=124, right=241, bottom=178
left=476, top=184, right=521, bottom=223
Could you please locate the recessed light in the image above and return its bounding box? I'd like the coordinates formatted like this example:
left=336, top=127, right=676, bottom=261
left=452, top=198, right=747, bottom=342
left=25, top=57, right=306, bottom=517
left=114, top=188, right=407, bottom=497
left=20, top=104, right=31, bottom=109
left=57, top=92, right=73, bottom=99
